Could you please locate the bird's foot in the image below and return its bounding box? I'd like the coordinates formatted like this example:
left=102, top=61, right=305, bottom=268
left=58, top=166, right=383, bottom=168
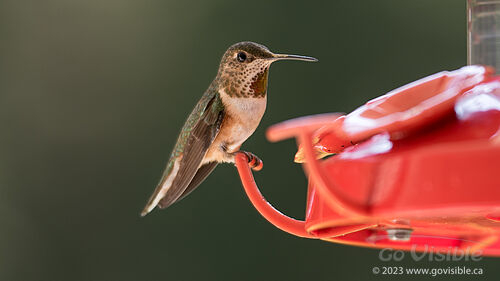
left=238, top=151, right=263, bottom=171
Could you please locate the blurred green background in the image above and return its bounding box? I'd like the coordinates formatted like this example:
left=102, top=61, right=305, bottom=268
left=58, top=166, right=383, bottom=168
left=1, top=0, right=498, bottom=280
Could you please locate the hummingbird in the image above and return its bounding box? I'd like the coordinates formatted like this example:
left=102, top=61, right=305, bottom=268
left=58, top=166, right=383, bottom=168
left=141, top=41, right=317, bottom=216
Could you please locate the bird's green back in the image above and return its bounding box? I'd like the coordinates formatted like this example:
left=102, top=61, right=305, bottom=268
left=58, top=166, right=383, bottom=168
left=159, top=87, right=223, bottom=181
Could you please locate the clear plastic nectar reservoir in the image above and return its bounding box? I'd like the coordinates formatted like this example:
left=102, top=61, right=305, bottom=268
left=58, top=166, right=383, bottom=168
left=468, top=0, right=500, bottom=73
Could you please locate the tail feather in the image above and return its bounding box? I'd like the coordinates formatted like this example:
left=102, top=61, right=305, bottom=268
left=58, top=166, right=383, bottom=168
left=140, top=157, right=181, bottom=216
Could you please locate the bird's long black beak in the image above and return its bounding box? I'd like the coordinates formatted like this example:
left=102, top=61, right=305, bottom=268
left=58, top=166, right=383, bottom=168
left=271, top=53, right=318, bottom=62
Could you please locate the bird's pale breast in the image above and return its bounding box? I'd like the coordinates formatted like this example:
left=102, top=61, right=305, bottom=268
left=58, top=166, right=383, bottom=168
left=203, top=90, right=267, bottom=163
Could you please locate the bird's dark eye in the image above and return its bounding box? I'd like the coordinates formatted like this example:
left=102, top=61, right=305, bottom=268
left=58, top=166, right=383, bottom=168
left=237, top=52, right=247, bottom=62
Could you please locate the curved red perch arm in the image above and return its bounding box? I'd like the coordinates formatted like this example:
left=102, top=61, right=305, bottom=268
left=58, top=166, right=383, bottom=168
left=235, top=113, right=372, bottom=238
left=235, top=153, right=315, bottom=238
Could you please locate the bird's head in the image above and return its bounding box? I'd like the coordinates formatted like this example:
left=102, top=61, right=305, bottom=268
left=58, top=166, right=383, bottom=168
left=216, top=41, right=317, bottom=98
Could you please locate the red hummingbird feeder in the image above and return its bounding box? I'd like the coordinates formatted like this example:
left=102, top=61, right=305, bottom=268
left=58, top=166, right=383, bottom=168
left=235, top=1, right=500, bottom=256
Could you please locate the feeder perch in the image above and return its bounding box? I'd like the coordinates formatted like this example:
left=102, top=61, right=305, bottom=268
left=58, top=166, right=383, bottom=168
left=235, top=65, right=500, bottom=255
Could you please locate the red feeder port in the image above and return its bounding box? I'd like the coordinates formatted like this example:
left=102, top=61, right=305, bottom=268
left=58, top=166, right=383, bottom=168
left=235, top=65, right=500, bottom=256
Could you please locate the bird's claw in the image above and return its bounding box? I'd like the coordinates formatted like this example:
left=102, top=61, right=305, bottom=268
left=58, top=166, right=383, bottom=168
left=238, top=151, right=263, bottom=171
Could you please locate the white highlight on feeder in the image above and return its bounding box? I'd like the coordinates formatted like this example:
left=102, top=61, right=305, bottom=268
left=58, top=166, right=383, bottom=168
left=455, top=81, right=500, bottom=120
left=339, top=133, right=393, bottom=159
